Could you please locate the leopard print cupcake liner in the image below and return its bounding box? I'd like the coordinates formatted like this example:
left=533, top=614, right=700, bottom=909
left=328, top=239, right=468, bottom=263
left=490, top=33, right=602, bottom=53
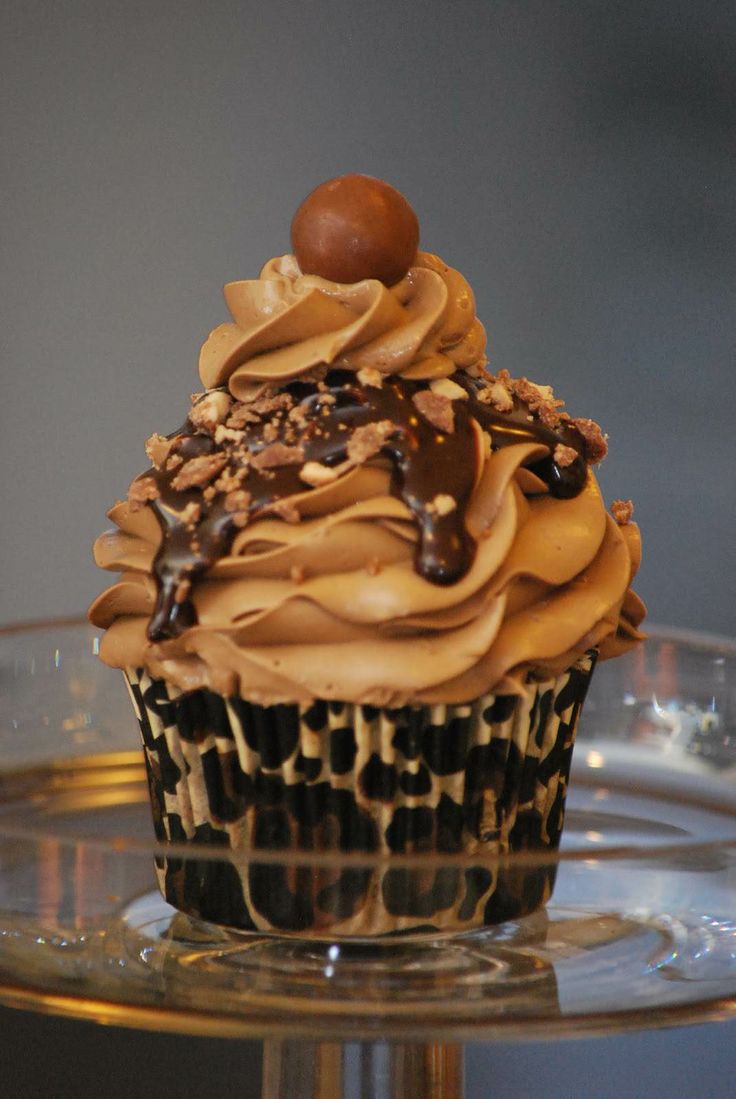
left=124, top=653, right=596, bottom=937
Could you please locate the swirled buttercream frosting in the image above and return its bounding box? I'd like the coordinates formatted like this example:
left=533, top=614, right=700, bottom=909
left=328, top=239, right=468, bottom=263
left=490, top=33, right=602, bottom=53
left=90, top=200, right=644, bottom=706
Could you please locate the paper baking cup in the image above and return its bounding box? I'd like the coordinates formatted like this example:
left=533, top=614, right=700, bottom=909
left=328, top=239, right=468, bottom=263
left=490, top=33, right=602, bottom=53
left=124, top=654, right=596, bottom=937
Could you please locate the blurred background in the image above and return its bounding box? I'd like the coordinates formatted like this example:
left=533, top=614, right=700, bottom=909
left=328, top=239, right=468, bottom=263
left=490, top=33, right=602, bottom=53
left=1, top=0, right=734, bottom=1095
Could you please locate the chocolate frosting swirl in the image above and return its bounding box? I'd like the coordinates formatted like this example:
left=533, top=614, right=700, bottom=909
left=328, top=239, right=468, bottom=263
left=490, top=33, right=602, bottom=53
left=199, top=252, right=486, bottom=392
left=90, top=252, right=645, bottom=705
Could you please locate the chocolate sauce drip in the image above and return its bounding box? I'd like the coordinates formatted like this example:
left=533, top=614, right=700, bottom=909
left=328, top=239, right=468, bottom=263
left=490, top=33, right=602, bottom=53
left=143, top=372, right=587, bottom=641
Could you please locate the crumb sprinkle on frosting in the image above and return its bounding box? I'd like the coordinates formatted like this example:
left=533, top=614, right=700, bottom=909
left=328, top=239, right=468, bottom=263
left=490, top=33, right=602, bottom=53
left=611, top=498, right=634, bottom=525
left=127, top=365, right=607, bottom=641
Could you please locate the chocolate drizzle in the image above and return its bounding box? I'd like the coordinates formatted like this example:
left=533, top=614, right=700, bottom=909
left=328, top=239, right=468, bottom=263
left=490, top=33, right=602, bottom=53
left=141, top=372, right=588, bottom=642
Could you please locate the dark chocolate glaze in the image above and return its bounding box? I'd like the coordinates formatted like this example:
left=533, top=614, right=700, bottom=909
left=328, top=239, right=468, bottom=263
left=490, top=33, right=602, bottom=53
left=141, top=372, right=587, bottom=641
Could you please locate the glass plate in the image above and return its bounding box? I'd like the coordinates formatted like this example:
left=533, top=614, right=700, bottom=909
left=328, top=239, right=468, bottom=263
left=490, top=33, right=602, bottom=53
left=1, top=620, right=736, bottom=1042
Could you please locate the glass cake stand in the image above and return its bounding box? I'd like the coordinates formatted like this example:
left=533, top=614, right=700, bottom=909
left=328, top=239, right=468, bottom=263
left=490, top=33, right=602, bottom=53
left=1, top=619, right=736, bottom=1098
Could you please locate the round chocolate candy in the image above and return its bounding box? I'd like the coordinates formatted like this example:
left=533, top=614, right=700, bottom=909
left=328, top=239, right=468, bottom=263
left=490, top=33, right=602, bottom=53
left=291, top=174, right=419, bottom=286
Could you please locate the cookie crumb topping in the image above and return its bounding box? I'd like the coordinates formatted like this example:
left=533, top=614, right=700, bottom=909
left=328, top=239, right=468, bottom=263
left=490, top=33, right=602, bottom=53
left=128, top=476, right=159, bottom=511
left=611, top=498, right=634, bottom=525
left=412, top=390, right=455, bottom=434
left=357, top=367, right=384, bottom=388
left=189, top=391, right=232, bottom=433
left=571, top=417, right=608, bottom=464
left=145, top=433, right=173, bottom=469
left=478, top=380, right=513, bottom=413
left=133, top=367, right=602, bottom=641
left=251, top=442, right=305, bottom=470
left=553, top=443, right=578, bottom=469
left=171, top=453, right=227, bottom=491
left=347, top=420, right=397, bottom=464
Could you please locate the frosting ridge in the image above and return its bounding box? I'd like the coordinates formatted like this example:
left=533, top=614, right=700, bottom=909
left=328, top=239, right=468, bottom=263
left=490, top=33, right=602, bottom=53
left=199, top=252, right=487, bottom=393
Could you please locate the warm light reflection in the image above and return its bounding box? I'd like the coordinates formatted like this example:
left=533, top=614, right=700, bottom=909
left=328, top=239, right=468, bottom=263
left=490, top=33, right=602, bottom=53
left=586, top=750, right=605, bottom=769
left=38, top=838, right=61, bottom=924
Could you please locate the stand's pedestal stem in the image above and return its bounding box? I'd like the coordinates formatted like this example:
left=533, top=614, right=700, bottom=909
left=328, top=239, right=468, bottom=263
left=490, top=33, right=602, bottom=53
left=262, top=1039, right=464, bottom=1099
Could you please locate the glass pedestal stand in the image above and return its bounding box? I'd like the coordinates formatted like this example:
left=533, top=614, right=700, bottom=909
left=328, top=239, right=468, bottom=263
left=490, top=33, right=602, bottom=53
left=1, top=622, right=736, bottom=1098
left=261, top=1039, right=463, bottom=1099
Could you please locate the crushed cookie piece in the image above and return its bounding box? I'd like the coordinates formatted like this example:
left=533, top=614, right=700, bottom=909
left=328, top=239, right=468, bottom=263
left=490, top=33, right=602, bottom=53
left=365, top=557, right=382, bottom=576
left=300, top=460, right=339, bottom=487
left=611, top=498, right=634, bottom=525
left=271, top=498, right=301, bottom=524
left=166, top=452, right=184, bottom=471
left=553, top=443, right=578, bottom=468
left=189, top=391, right=204, bottom=405
left=430, top=377, right=468, bottom=401
left=288, top=404, right=308, bottom=427
left=171, top=453, right=227, bottom=491
left=227, top=404, right=262, bottom=429
left=202, top=484, right=217, bottom=502
left=412, top=390, right=455, bottom=434
left=512, top=378, right=555, bottom=407
left=145, top=433, right=173, bottom=469
left=572, top=417, right=608, bottom=464
left=214, top=466, right=246, bottom=494
left=224, top=489, right=252, bottom=514
left=251, top=442, right=305, bottom=470
left=512, top=378, right=544, bottom=408
left=537, top=402, right=563, bottom=429
left=290, top=564, right=306, bottom=584
left=180, top=501, right=201, bottom=528
left=357, top=367, right=384, bottom=389
left=231, top=511, right=249, bottom=528
left=347, top=420, right=397, bottom=464
left=478, top=380, right=513, bottom=413
left=214, top=423, right=246, bottom=445
left=426, top=493, right=457, bottom=517
left=127, top=476, right=159, bottom=512
left=189, top=391, right=233, bottom=434
left=262, top=421, right=279, bottom=443
left=510, top=377, right=566, bottom=427
left=228, top=445, right=250, bottom=465
left=250, top=392, right=294, bottom=417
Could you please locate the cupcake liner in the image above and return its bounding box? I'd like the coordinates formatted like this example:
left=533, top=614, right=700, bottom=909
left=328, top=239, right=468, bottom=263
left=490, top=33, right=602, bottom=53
left=123, top=653, right=596, bottom=936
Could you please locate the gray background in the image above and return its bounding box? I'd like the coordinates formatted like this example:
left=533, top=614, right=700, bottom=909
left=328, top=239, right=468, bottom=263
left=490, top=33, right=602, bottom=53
left=1, top=1, right=735, bottom=1095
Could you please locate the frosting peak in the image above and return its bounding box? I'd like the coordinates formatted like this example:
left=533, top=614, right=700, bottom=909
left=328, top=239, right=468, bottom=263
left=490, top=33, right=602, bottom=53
left=199, top=253, right=487, bottom=396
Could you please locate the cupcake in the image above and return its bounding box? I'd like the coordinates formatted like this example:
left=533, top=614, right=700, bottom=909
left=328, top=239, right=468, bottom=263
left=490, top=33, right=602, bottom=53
left=89, top=175, right=645, bottom=936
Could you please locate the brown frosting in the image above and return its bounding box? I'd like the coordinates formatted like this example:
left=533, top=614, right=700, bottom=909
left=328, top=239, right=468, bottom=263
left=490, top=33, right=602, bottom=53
left=90, top=251, right=645, bottom=705
left=199, top=252, right=486, bottom=392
